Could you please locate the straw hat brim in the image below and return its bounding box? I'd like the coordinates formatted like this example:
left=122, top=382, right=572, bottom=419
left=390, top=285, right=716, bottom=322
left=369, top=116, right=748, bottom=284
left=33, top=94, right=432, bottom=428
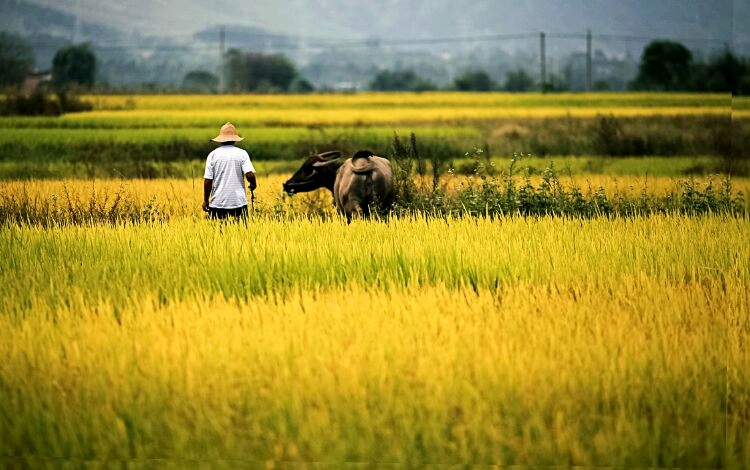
left=211, top=135, right=244, bottom=142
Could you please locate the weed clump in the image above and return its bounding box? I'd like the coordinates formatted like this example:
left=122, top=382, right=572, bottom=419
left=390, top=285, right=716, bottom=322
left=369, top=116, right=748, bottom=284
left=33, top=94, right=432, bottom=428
left=390, top=134, right=746, bottom=219
left=0, top=90, right=92, bottom=116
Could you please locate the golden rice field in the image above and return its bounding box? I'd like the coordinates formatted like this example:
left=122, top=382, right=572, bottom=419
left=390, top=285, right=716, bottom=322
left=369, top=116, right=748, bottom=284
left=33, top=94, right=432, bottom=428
left=0, top=92, right=747, bottom=467
left=1, top=213, right=748, bottom=467
left=2, top=92, right=736, bottom=129
left=66, top=91, right=740, bottom=125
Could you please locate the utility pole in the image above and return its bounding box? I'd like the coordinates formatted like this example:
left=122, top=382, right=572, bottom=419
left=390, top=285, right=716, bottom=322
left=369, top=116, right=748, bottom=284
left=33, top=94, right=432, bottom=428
left=540, top=32, right=546, bottom=93
left=586, top=29, right=593, bottom=91
left=73, top=0, right=81, bottom=43
left=218, top=26, right=225, bottom=93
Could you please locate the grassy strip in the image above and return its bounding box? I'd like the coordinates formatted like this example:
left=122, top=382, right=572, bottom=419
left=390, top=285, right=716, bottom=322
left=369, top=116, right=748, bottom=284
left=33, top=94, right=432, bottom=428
left=0, top=116, right=743, bottom=180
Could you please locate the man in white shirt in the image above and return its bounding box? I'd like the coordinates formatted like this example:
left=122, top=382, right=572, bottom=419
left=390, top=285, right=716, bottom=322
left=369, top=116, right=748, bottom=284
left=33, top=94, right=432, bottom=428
left=202, top=122, right=257, bottom=220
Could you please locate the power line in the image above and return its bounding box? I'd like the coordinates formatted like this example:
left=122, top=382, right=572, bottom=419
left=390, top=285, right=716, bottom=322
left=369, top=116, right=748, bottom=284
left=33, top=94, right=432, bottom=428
left=25, top=31, right=737, bottom=52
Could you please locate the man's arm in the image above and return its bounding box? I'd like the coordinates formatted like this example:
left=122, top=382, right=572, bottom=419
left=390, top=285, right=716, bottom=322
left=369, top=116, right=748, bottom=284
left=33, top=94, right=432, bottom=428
left=245, top=172, right=257, bottom=191
left=202, top=178, right=213, bottom=212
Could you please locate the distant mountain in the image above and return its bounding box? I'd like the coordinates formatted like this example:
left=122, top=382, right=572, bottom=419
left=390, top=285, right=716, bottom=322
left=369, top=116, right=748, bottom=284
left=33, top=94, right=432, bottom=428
left=14, top=0, right=739, bottom=48
left=1, top=0, right=745, bottom=89
left=0, top=0, right=127, bottom=70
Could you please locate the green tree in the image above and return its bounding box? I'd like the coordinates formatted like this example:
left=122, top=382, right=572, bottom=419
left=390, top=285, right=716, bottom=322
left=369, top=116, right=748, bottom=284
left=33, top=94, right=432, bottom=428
left=740, top=62, right=750, bottom=95
left=542, top=72, right=569, bottom=92
left=454, top=70, right=496, bottom=91
left=504, top=68, right=534, bottom=92
left=224, top=50, right=297, bottom=92
left=289, top=78, right=315, bottom=93
left=52, top=43, right=97, bottom=90
left=182, top=70, right=218, bottom=92
left=692, top=50, right=748, bottom=95
left=369, top=69, right=436, bottom=91
left=631, top=40, right=693, bottom=91
left=0, top=32, right=35, bottom=88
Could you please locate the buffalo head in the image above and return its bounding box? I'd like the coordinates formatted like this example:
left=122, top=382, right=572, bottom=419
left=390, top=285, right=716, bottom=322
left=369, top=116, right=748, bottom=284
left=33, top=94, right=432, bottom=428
left=283, top=151, right=343, bottom=196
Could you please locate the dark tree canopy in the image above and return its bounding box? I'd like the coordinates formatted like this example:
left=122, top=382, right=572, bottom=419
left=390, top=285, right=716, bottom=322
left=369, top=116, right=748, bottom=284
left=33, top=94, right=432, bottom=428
left=52, top=43, right=97, bottom=90
left=631, top=40, right=693, bottom=91
left=692, top=50, right=749, bottom=95
left=225, top=50, right=297, bottom=92
left=369, top=69, right=436, bottom=91
left=0, top=32, right=35, bottom=88
left=453, top=70, right=496, bottom=91
left=504, top=68, right=534, bottom=92
left=182, top=70, right=219, bottom=92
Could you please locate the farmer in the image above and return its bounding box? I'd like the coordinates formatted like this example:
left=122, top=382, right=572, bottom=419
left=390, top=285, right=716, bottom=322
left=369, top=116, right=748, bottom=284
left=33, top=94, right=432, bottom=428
left=202, top=122, right=257, bottom=220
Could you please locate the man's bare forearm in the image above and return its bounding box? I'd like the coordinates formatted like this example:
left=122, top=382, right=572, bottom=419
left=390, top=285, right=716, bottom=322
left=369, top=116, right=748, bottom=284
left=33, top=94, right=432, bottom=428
left=246, top=172, right=257, bottom=190
left=203, top=178, right=213, bottom=203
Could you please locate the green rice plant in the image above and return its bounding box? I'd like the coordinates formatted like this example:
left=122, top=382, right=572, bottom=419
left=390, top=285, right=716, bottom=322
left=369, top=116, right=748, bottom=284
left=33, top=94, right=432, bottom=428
left=0, top=126, right=478, bottom=179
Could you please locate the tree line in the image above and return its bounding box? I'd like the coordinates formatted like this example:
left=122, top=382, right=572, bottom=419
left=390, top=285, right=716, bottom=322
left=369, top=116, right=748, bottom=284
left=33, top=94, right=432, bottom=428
left=0, top=32, right=96, bottom=115
left=368, top=41, right=750, bottom=94
left=1, top=31, right=748, bottom=96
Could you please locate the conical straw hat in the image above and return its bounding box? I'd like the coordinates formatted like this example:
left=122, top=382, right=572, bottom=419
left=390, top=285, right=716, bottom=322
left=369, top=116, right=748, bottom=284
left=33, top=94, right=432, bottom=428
left=211, top=122, right=244, bottom=142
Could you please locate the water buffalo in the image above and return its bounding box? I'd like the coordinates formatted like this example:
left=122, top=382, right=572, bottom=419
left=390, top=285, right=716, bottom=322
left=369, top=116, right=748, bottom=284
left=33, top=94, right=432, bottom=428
left=283, top=150, right=394, bottom=220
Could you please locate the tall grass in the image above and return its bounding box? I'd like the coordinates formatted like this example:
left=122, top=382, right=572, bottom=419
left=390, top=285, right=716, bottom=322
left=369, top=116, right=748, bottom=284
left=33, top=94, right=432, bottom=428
left=0, top=171, right=747, bottom=226
left=0, top=215, right=747, bottom=466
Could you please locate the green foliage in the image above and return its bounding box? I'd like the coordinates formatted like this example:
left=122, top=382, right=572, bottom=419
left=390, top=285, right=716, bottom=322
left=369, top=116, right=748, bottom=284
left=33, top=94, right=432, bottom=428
left=181, top=70, right=218, bottom=93
left=1, top=89, right=61, bottom=116
left=631, top=40, right=693, bottom=91
left=0, top=114, right=742, bottom=177
left=720, top=118, right=750, bottom=176
left=692, top=50, right=750, bottom=95
left=225, top=50, right=297, bottom=92
left=590, top=114, right=651, bottom=157
left=453, top=70, right=496, bottom=91
left=0, top=32, right=35, bottom=88
left=541, top=72, right=569, bottom=92
left=593, top=79, right=610, bottom=91
left=389, top=132, right=420, bottom=211
left=0, top=126, right=472, bottom=179
left=52, top=42, right=97, bottom=90
left=289, top=78, right=315, bottom=93
left=0, top=90, right=92, bottom=116
left=389, top=139, right=746, bottom=220
left=628, top=41, right=750, bottom=95
left=369, top=69, right=437, bottom=91
left=504, top=68, right=534, bottom=92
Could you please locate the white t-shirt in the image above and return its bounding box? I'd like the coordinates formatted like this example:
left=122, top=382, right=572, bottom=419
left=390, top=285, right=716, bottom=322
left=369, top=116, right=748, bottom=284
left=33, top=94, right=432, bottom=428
left=204, top=144, right=255, bottom=209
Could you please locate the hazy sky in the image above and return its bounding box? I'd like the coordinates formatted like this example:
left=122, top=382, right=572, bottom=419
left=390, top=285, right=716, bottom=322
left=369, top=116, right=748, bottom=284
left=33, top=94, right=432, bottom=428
left=22, top=0, right=745, bottom=48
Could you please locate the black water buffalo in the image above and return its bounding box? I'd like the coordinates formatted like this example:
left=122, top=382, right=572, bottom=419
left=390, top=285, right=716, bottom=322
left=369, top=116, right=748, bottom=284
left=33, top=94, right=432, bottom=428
left=283, top=150, right=394, bottom=220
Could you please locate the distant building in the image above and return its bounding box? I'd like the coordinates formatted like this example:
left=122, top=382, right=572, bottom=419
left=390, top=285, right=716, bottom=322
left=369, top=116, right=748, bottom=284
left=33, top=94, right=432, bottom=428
left=23, top=71, right=52, bottom=92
